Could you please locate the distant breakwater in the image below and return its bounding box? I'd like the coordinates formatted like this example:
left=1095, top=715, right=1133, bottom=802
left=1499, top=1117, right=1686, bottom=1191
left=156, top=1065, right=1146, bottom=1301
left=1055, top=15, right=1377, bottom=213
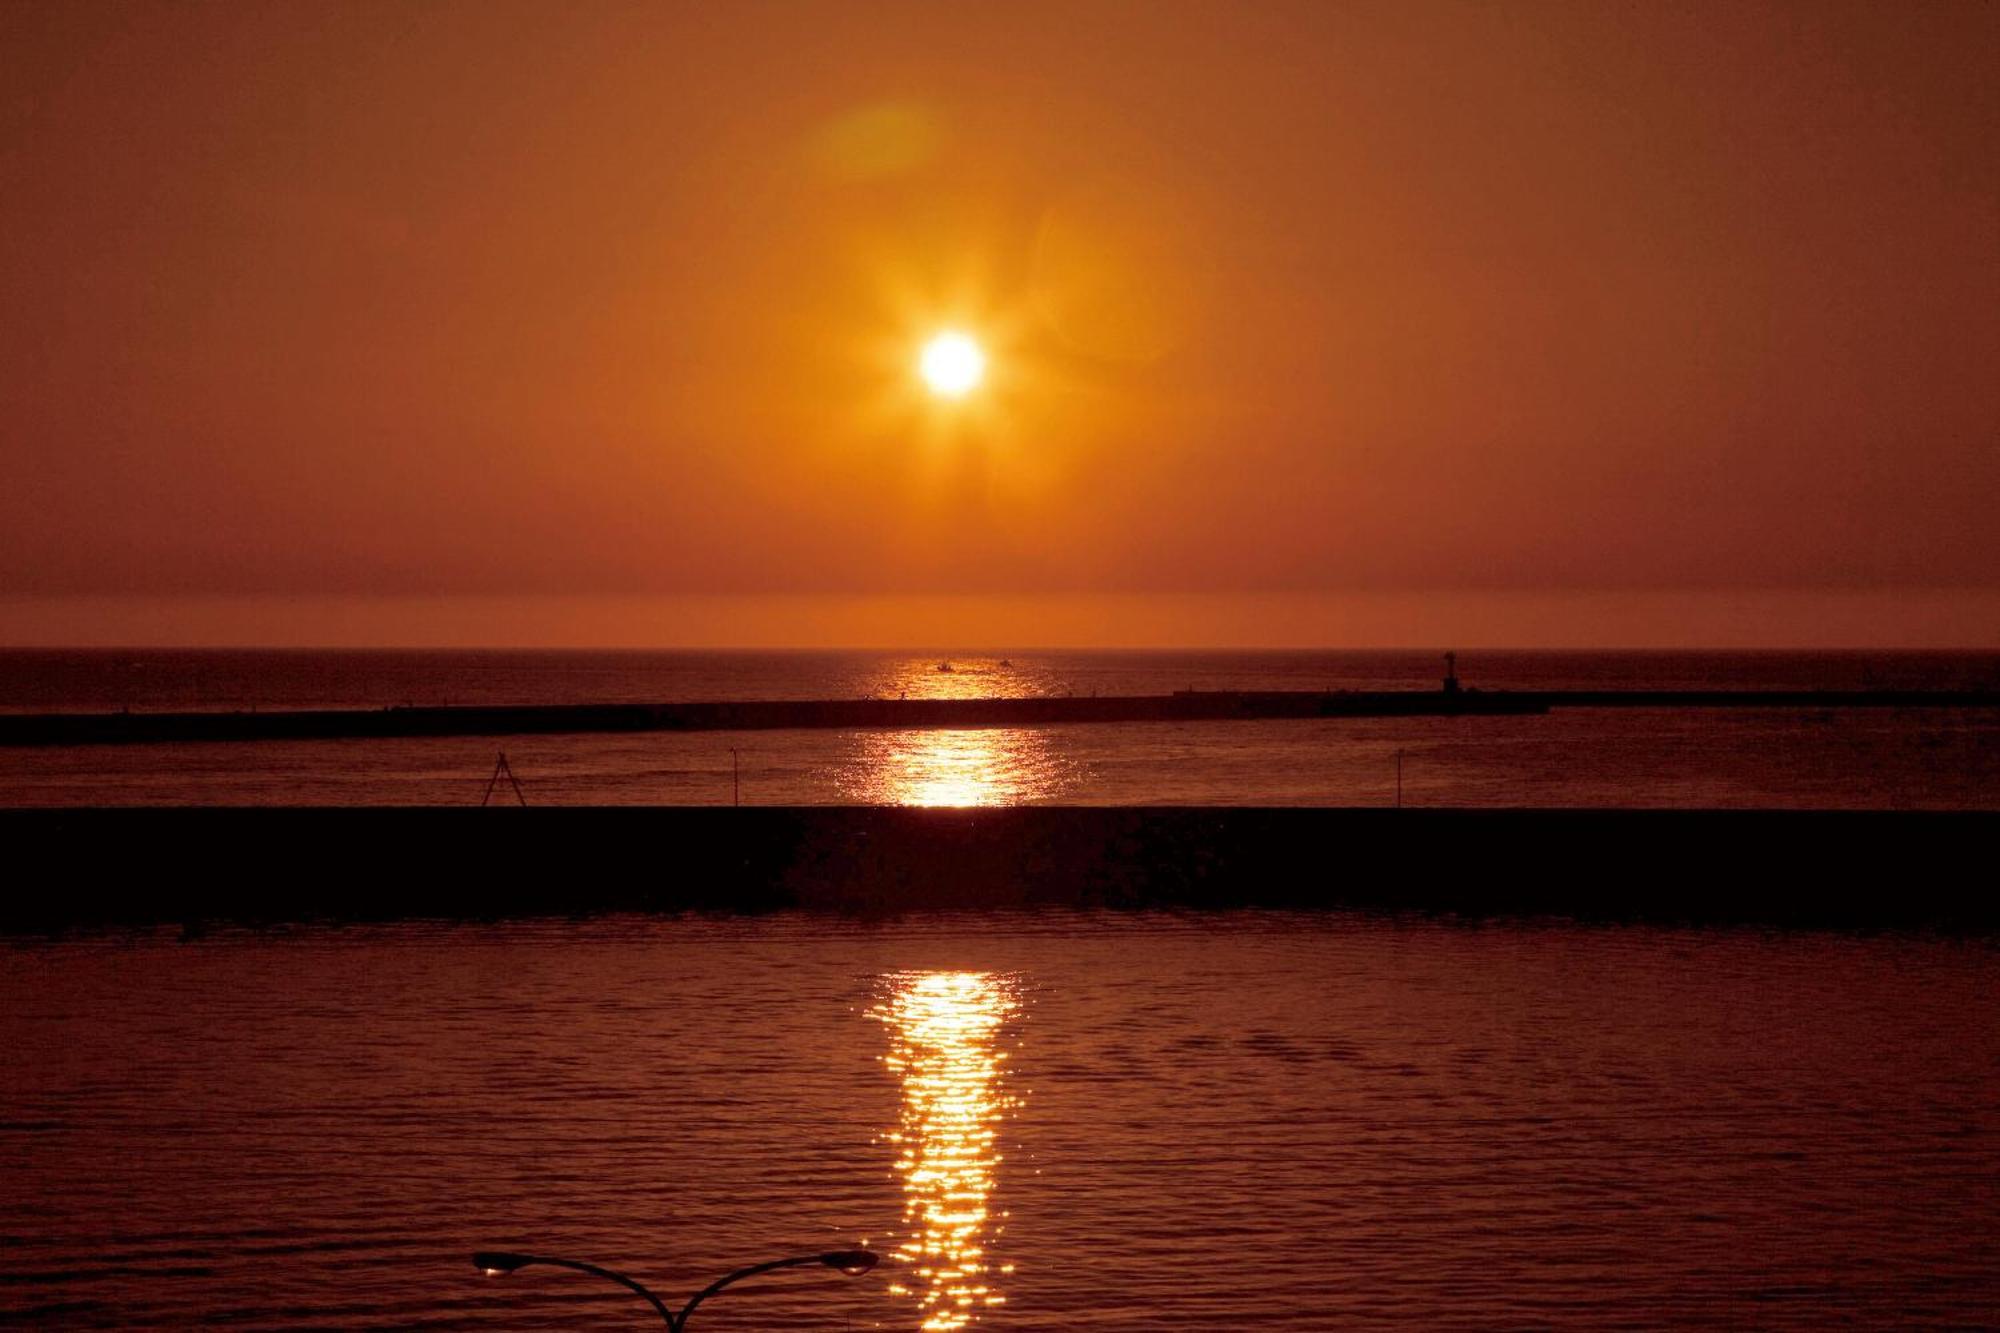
left=6, top=687, right=2000, bottom=747
left=3, top=807, right=1993, bottom=931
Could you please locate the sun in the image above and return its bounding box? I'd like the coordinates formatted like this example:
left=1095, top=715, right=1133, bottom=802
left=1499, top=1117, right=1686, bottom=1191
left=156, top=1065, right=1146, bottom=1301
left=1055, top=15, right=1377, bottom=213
left=918, top=331, right=985, bottom=397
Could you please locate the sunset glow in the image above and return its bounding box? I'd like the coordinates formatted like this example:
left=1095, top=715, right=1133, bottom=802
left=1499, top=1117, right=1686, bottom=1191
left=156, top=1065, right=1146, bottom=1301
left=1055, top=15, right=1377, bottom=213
left=1, top=2, right=1995, bottom=646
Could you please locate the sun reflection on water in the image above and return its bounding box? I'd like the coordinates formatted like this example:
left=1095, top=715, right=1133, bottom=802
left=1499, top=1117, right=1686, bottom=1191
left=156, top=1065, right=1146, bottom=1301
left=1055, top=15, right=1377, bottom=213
left=874, top=972, right=1022, bottom=1329
left=845, top=728, right=1073, bottom=806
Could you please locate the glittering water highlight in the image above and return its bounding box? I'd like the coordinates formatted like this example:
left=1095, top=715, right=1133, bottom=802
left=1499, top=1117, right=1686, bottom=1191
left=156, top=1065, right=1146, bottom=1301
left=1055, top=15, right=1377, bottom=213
left=875, top=971, right=1023, bottom=1328
left=845, top=729, right=1071, bottom=806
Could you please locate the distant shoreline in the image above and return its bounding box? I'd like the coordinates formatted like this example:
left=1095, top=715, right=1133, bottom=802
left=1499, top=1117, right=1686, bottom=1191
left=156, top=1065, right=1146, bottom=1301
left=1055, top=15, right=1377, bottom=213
left=5, top=806, right=1993, bottom=932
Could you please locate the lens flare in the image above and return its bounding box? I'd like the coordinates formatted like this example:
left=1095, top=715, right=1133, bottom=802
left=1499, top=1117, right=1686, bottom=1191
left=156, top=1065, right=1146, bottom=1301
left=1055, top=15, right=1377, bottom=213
left=874, top=972, right=1022, bottom=1329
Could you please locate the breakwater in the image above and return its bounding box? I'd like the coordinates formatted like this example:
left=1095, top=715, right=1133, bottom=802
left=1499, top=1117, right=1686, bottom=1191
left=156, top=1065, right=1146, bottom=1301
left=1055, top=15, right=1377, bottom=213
left=0, top=689, right=1538, bottom=745
left=3, top=807, right=1992, bottom=930
left=5, top=687, right=1997, bottom=747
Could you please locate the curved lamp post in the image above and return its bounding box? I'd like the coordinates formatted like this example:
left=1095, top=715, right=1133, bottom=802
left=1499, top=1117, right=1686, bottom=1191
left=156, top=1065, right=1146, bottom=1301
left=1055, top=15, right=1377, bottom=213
left=472, top=1247, right=877, bottom=1330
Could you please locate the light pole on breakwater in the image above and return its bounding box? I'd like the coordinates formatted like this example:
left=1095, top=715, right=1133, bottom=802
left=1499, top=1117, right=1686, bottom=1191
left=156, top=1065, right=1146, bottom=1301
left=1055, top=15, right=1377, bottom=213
left=472, top=1247, right=878, bottom=1330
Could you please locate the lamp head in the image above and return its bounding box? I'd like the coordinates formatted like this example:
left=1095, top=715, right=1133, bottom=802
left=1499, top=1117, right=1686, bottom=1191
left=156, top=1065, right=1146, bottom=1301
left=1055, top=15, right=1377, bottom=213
left=821, top=1249, right=879, bottom=1276
left=472, top=1251, right=531, bottom=1276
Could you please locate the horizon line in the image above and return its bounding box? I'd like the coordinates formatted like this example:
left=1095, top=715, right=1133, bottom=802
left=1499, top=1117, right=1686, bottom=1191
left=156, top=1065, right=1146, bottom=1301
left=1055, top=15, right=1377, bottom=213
left=3, top=643, right=1997, bottom=655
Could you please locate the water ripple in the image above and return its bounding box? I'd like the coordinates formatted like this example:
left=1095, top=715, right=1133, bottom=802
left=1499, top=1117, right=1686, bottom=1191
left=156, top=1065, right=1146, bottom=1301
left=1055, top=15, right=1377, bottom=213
left=3, top=915, right=1997, bottom=1327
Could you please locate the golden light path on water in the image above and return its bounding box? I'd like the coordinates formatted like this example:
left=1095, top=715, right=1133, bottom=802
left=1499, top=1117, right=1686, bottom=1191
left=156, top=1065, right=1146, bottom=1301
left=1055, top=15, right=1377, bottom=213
left=874, top=972, right=1022, bottom=1329
left=849, top=728, right=1066, bottom=806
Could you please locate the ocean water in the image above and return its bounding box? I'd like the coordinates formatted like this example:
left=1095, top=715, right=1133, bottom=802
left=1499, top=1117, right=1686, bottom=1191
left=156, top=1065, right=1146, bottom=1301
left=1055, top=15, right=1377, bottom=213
left=3, top=915, right=1996, bottom=1329
left=1, top=650, right=1998, bottom=807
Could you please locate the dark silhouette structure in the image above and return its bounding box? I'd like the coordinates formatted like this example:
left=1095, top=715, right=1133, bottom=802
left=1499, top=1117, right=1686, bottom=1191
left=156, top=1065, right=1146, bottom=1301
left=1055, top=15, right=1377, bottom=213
left=7, top=807, right=1997, bottom=931
left=471, top=1248, right=877, bottom=1330
left=11, top=682, right=1997, bottom=749
left=480, top=752, right=527, bottom=806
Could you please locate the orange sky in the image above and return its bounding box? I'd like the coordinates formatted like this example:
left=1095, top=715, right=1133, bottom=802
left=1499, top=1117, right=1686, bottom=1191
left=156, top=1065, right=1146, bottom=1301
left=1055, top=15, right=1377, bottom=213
left=2, top=1, right=1996, bottom=646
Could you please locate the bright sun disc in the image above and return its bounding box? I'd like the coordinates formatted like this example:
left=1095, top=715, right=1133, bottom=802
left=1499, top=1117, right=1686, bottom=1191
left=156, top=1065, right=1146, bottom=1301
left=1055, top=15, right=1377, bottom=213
left=919, top=332, right=985, bottom=397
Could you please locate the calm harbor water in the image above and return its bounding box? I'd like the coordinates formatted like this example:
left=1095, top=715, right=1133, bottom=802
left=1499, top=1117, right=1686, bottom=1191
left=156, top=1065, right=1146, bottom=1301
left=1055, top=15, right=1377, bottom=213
left=3, top=915, right=1997, bottom=1329
left=2, top=650, right=1998, bottom=807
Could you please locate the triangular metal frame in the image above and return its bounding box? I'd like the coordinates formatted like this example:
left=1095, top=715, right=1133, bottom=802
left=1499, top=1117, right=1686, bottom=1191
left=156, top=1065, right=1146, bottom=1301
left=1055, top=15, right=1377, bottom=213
left=481, top=751, right=528, bottom=807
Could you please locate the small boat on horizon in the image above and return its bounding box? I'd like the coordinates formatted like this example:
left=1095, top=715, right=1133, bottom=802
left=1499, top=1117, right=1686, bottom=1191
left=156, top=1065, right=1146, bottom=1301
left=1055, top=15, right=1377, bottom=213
left=936, top=660, right=954, bottom=673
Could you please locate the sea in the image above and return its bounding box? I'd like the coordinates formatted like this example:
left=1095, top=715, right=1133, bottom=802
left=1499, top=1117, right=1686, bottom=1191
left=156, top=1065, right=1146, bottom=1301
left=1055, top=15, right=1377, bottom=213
left=5, top=652, right=1999, bottom=1328
left=3, top=915, right=1996, bottom=1329
left=1, top=648, right=1998, bottom=807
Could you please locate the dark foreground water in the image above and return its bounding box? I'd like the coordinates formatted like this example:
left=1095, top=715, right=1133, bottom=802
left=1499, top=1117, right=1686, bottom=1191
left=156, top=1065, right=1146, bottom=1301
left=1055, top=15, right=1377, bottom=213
left=3, top=650, right=1999, bottom=807
left=4, top=915, right=1996, bottom=1329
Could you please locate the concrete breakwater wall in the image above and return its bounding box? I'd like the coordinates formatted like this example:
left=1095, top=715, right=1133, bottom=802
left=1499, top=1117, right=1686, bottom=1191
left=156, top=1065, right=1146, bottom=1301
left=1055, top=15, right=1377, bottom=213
left=4, top=806, right=1992, bottom=930
left=0, top=689, right=1544, bottom=746
left=7, top=688, right=1999, bottom=747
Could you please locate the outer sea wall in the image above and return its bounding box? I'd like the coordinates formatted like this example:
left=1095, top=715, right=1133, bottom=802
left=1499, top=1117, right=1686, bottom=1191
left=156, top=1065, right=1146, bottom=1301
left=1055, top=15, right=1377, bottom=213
left=4, top=807, right=1993, bottom=931
left=8, top=691, right=2000, bottom=747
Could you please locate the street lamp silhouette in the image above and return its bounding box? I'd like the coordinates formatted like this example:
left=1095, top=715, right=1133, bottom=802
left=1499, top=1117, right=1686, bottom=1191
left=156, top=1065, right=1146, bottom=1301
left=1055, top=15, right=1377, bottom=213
left=471, top=1247, right=878, bottom=1330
